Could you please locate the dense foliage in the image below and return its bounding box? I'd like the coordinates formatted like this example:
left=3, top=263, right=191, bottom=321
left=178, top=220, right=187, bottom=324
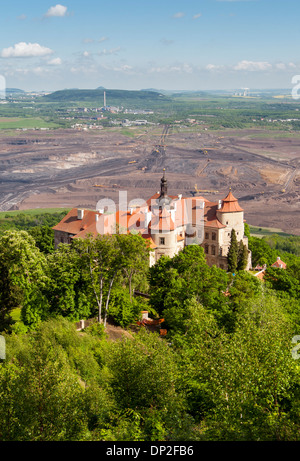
left=0, top=226, right=300, bottom=441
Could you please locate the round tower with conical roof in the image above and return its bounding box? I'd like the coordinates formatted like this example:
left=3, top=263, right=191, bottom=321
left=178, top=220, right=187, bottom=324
left=216, top=188, right=251, bottom=269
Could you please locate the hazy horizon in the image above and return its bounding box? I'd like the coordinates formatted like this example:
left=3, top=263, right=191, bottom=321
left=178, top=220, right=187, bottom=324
left=0, top=1, right=299, bottom=93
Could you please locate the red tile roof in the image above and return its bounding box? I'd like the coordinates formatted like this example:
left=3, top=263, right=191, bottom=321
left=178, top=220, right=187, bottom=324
left=271, top=258, right=287, bottom=269
left=53, top=208, right=100, bottom=236
left=218, top=190, right=244, bottom=213
left=149, top=207, right=175, bottom=232
left=203, top=201, right=226, bottom=228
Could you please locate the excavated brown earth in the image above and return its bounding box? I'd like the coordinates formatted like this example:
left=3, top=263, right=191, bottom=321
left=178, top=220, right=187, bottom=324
left=0, top=127, right=299, bottom=235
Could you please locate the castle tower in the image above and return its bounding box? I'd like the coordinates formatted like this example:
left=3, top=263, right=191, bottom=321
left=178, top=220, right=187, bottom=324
left=156, top=169, right=171, bottom=208
left=216, top=188, right=251, bottom=268
left=217, top=189, right=244, bottom=229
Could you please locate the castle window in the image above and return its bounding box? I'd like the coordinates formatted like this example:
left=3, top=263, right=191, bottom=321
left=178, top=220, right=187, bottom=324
left=205, top=244, right=209, bottom=254
left=226, top=221, right=229, bottom=225
left=211, top=245, right=216, bottom=255
left=205, top=232, right=209, bottom=240
left=212, top=232, right=216, bottom=241
left=159, top=237, right=165, bottom=245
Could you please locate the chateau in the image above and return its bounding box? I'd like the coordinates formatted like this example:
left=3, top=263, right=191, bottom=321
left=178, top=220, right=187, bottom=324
left=53, top=171, right=251, bottom=271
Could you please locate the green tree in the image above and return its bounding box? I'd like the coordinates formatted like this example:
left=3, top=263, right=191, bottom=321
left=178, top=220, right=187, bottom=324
left=227, top=229, right=239, bottom=273
left=72, top=235, right=121, bottom=325
left=149, top=245, right=229, bottom=334
left=237, top=240, right=249, bottom=271
left=45, top=244, right=95, bottom=321
left=0, top=230, right=48, bottom=330
left=28, top=226, right=54, bottom=254
left=116, top=233, right=150, bottom=301
left=0, top=318, right=113, bottom=441
left=106, top=329, right=192, bottom=441
left=244, top=222, right=251, bottom=239
left=177, top=294, right=300, bottom=441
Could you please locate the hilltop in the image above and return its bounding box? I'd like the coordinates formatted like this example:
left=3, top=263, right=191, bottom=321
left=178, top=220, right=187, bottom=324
left=42, top=88, right=171, bottom=108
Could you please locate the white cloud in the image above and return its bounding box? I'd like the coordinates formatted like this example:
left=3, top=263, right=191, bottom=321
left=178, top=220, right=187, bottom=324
left=1, top=42, right=54, bottom=58
left=45, top=4, right=68, bottom=17
left=48, top=57, right=62, bottom=65
left=83, top=51, right=90, bottom=57
left=206, top=63, right=224, bottom=71
left=173, top=12, right=185, bottom=18
left=193, top=13, right=202, bottom=19
left=276, top=63, right=286, bottom=70
left=112, top=64, right=134, bottom=73
left=98, top=47, right=121, bottom=56
left=233, top=60, right=272, bottom=71
left=98, top=37, right=108, bottom=43
left=149, top=64, right=193, bottom=74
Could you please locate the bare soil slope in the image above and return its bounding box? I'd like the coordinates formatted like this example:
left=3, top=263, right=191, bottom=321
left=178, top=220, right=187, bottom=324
left=0, top=127, right=299, bottom=234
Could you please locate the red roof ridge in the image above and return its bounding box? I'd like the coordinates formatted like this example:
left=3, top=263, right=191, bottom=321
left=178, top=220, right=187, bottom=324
left=218, top=189, right=244, bottom=213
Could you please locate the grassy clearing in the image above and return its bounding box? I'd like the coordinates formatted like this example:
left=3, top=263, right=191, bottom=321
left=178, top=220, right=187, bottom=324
left=249, top=225, right=294, bottom=237
left=0, top=208, right=70, bottom=218
left=0, top=117, right=60, bottom=130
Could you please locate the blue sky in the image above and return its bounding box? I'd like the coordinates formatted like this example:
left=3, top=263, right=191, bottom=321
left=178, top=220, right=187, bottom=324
left=0, top=0, right=299, bottom=91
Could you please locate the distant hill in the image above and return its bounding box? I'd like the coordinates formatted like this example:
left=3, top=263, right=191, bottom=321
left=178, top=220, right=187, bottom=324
left=6, top=88, right=25, bottom=94
left=43, top=88, right=171, bottom=108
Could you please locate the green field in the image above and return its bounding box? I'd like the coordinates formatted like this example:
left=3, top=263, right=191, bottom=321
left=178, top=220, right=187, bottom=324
left=0, top=117, right=61, bottom=130
left=249, top=224, right=294, bottom=237
left=0, top=207, right=70, bottom=218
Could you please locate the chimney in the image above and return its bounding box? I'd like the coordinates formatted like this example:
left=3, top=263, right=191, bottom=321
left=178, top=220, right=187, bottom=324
left=218, top=200, right=222, bottom=210
left=95, top=214, right=99, bottom=222
left=77, top=209, right=84, bottom=220
left=177, top=194, right=182, bottom=200
left=145, top=211, right=152, bottom=227
left=170, top=208, right=176, bottom=223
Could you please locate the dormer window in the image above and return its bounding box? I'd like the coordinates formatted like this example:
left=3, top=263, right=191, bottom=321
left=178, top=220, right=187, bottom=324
left=160, top=237, right=165, bottom=245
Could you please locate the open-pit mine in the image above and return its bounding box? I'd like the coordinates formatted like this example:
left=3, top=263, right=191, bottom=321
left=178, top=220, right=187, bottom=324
left=0, top=126, right=299, bottom=235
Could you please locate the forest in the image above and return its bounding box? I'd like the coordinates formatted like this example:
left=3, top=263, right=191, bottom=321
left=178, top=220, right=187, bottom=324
left=0, top=215, right=300, bottom=442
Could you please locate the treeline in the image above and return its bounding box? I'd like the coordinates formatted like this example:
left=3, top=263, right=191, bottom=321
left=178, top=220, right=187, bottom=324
left=249, top=234, right=300, bottom=267
left=0, top=210, right=69, bottom=253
